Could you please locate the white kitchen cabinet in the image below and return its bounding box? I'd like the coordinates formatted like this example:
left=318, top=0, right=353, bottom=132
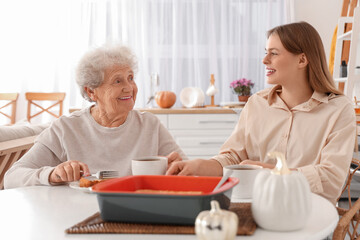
left=154, top=114, right=167, bottom=127
left=153, top=111, right=240, bottom=159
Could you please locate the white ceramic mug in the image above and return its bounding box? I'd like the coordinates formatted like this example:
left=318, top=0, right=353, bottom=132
left=223, top=165, right=263, bottom=202
left=131, top=156, right=168, bottom=175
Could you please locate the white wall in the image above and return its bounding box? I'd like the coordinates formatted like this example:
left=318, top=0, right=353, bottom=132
left=294, top=0, right=343, bottom=60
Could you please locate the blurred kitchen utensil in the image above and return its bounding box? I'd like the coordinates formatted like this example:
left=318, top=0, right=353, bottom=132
left=205, top=74, right=219, bottom=107
left=212, top=170, right=233, bottom=192
left=147, top=73, right=160, bottom=107
left=147, top=96, right=154, bottom=104
left=90, top=170, right=120, bottom=179
left=57, top=170, right=119, bottom=180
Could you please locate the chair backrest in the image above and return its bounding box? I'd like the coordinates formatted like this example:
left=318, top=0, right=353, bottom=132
left=0, top=93, right=19, bottom=125
left=0, top=135, right=36, bottom=189
left=25, top=92, right=66, bottom=122
left=333, top=116, right=360, bottom=239
left=334, top=158, right=360, bottom=239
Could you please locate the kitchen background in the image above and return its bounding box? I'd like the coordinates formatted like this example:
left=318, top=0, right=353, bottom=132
left=0, top=0, right=350, bottom=124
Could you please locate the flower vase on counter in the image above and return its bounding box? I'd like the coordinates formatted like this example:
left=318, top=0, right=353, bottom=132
left=230, top=78, right=254, bottom=103
left=238, top=95, right=250, bottom=102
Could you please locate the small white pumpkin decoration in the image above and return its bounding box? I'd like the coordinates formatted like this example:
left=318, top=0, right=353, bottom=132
left=251, top=152, right=312, bottom=231
left=195, top=200, right=238, bottom=240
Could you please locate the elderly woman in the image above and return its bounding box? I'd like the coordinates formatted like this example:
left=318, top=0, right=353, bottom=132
left=5, top=44, right=187, bottom=188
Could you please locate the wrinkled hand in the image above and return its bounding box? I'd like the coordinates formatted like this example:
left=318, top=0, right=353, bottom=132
left=166, top=159, right=223, bottom=176
left=166, top=151, right=182, bottom=169
left=49, top=160, right=90, bottom=184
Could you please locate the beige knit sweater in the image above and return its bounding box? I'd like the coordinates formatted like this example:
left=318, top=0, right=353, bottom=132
left=4, top=107, right=187, bottom=188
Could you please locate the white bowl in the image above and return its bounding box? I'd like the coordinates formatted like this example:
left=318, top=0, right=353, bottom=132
left=180, top=87, right=205, bottom=108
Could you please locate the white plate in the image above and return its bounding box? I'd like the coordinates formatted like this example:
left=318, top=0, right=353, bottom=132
left=68, top=182, right=92, bottom=193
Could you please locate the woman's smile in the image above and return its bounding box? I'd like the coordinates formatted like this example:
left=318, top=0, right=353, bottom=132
left=266, top=67, right=276, bottom=76
left=118, top=96, right=133, bottom=100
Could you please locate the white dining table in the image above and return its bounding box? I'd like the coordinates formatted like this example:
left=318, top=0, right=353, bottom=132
left=0, top=185, right=338, bottom=240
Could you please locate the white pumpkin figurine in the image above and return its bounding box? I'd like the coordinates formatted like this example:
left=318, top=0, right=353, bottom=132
left=195, top=200, right=238, bottom=240
left=251, top=151, right=312, bottom=231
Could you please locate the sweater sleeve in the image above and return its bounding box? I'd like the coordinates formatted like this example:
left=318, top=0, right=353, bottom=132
left=4, top=142, right=63, bottom=189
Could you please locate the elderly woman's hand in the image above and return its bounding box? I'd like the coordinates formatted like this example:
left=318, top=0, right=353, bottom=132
left=49, top=160, right=90, bottom=184
left=166, top=159, right=223, bottom=176
left=166, top=151, right=182, bottom=169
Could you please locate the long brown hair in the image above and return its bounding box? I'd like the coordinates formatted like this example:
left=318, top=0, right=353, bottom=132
left=267, top=21, right=342, bottom=95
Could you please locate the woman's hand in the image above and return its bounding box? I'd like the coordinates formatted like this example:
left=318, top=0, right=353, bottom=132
left=166, top=159, right=223, bottom=176
left=49, top=160, right=90, bottom=184
left=166, top=151, right=182, bottom=169
left=240, top=160, right=275, bottom=169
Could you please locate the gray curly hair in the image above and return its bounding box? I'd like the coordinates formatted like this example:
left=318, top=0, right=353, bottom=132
left=76, top=44, right=138, bottom=102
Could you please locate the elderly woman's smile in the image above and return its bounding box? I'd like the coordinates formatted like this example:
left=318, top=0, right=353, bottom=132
left=118, top=96, right=132, bottom=100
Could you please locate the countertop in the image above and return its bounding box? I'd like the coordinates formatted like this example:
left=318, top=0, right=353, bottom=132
left=69, top=107, right=243, bottom=114
left=135, top=107, right=242, bottom=114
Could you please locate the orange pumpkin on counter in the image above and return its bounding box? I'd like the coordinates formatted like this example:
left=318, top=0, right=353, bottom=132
left=155, top=91, right=176, bottom=108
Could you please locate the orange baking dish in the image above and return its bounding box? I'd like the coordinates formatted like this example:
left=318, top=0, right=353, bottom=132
left=92, top=175, right=238, bottom=225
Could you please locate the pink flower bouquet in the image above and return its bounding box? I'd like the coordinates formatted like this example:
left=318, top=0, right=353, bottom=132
left=230, top=78, right=254, bottom=96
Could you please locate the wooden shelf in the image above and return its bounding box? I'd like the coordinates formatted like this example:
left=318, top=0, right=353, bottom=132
left=337, top=30, right=352, bottom=40
left=334, top=77, right=348, bottom=82
left=333, top=6, right=360, bottom=97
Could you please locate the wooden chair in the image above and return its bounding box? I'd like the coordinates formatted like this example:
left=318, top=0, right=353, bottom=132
left=333, top=158, right=360, bottom=239
left=0, top=135, right=36, bottom=189
left=0, top=93, right=19, bottom=125
left=25, top=92, right=66, bottom=122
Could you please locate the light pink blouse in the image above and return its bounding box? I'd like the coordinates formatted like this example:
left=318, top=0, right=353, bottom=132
left=213, top=85, right=356, bottom=205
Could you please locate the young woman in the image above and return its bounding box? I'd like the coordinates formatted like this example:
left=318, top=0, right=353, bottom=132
left=166, top=22, right=356, bottom=205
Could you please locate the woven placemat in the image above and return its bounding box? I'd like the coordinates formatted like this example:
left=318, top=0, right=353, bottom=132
left=66, top=203, right=256, bottom=235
